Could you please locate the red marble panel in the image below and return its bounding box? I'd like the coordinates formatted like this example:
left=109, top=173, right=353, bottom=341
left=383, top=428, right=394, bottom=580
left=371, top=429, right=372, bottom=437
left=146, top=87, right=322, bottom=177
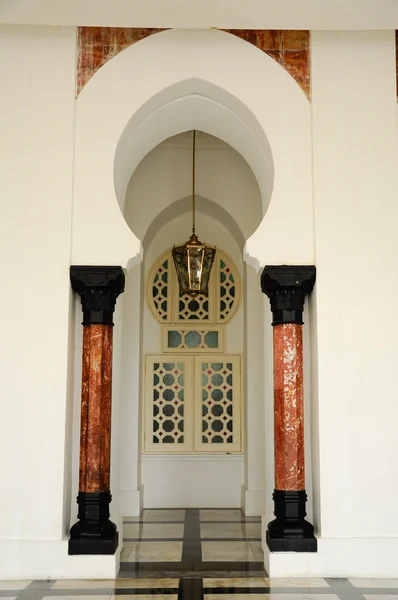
left=79, top=324, right=113, bottom=493
left=273, top=323, right=305, bottom=491
left=76, top=28, right=311, bottom=99
left=77, top=27, right=164, bottom=95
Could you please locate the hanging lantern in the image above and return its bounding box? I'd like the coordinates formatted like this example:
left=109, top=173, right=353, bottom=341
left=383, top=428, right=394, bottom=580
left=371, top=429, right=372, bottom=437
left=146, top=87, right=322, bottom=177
left=172, top=131, right=216, bottom=296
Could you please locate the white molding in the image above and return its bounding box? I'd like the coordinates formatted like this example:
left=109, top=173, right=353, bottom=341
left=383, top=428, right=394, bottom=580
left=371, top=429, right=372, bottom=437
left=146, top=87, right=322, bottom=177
left=141, top=454, right=244, bottom=462
left=118, top=489, right=142, bottom=517
left=264, top=534, right=398, bottom=578
left=243, top=488, right=266, bottom=516
left=0, top=539, right=120, bottom=579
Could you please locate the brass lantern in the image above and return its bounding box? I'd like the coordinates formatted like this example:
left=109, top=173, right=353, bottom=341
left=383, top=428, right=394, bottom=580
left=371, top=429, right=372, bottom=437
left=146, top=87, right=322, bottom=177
left=172, top=131, right=216, bottom=296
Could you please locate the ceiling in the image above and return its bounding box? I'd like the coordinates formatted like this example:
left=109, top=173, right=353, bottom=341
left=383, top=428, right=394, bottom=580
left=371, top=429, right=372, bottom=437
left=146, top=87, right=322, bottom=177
left=1, top=0, right=397, bottom=29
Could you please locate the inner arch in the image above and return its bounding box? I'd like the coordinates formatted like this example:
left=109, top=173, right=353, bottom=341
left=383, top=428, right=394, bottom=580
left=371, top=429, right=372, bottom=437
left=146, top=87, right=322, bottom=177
left=114, top=79, right=274, bottom=220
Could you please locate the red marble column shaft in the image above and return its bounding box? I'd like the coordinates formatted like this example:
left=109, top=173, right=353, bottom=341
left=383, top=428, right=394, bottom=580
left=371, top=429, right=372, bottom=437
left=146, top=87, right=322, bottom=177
left=79, top=324, right=113, bottom=493
left=273, top=323, right=305, bottom=491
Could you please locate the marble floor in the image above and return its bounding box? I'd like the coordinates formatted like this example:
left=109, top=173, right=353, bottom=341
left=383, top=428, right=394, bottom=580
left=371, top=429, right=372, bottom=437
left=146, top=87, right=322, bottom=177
left=3, top=510, right=398, bottom=599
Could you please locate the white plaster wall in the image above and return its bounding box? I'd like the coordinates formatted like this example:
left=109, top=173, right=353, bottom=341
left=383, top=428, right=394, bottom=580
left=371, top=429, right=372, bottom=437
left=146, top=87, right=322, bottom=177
left=125, top=132, right=262, bottom=243
left=243, top=265, right=266, bottom=516
left=117, top=264, right=143, bottom=517
left=312, top=30, right=398, bottom=540
left=73, top=28, right=314, bottom=269
left=0, top=24, right=79, bottom=577
left=2, top=1, right=398, bottom=30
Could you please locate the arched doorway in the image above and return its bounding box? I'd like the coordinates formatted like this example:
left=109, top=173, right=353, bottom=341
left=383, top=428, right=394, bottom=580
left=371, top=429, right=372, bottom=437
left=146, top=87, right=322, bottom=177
left=117, top=130, right=265, bottom=514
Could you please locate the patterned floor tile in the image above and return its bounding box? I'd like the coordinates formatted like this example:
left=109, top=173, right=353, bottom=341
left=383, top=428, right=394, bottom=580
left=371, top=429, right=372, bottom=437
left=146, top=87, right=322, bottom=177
left=200, top=509, right=242, bottom=522
left=52, top=581, right=115, bottom=589
left=112, top=578, right=178, bottom=588
left=202, top=540, right=258, bottom=562
left=204, top=576, right=268, bottom=587
left=201, top=522, right=261, bottom=539
left=267, top=579, right=331, bottom=588
left=349, top=580, right=398, bottom=589
left=123, top=523, right=184, bottom=540
left=121, top=541, right=183, bottom=562
left=0, top=582, right=32, bottom=590
left=141, top=510, right=185, bottom=522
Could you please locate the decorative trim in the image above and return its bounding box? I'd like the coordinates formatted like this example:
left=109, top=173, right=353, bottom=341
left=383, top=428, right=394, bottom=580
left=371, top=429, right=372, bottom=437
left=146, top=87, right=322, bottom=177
left=77, top=28, right=310, bottom=99
left=70, top=266, right=125, bottom=326
left=261, top=265, right=316, bottom=325
left=266, top=489, right=317, bottom=552
left=69, top=491, right=119, bottom=555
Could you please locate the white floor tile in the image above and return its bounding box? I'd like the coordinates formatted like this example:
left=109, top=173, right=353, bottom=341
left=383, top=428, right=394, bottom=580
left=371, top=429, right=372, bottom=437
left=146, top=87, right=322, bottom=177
left=350, top=579, right=398, bottom=588
left=123, top=523, right=184, bottom=539
left=121, top=541, right=183, bottom=562
left=201, top=522, right=261, bottom=539
left=202, top=540, right=257, bottom=562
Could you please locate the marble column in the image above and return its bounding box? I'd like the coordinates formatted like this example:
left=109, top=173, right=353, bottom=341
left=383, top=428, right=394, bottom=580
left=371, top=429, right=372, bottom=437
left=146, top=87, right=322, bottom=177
left=69, top=266, right=125, bottom=555
left=261, top=265, right=317, bottom=552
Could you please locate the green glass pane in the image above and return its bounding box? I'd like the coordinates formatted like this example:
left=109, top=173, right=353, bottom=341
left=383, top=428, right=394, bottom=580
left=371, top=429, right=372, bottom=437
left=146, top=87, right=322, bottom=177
left=211, top=389, right=223, bottom=401
left=226, top=363, right=232, bottom=370
left=202, top=363, right=208, bottom=369
left=163, top=363, right=175, bottom=371
left=202, top=374, right=208, bottom=386
left=153, top=374, right=159, bottom=385
left=211, top=373, right=223, bottom=386
left=178, top=374, right=184, bottom=386
left=163, top=389, right=174, bottom=401
left=168, top=331, right=181, bottom=348
left=229, top=273, right=235, bottom=283
left=226, top=374, right=233, bottom=386
left=152, top=286, right=158, bottom=298
left=212, top=404, right=223, bottom=417
left=163, top=374, right=175, bottom=386
left=178, top=389, right=184, bottom=401
left=202, top=436, right=208, bottom=443
left=163, top=405, right=174, bottom=417
left=202, top=389, right=208, bottom=401
left=185, top=330, right=201, bottom=347
left=162, top=260, right=168, bottom=269
left=163, top=435, right=174, bottom=443
left=162, top=271, right=168, bottom=283
left=154, top=273, right=159, bottom=283
left=211, top=435, right=223, bottom=444
left=220, top=260, right=226, bottom=268
left=220, top=271, right=226, bottom=283
left=202, top=420, right=208, bottom=432
left=204, top=331, right=218, bottom=348
left=211, top=420, right=223, bottom=432
left=177, top=363, right=185, bottom=370
left=211, top=363, right=223, bottom=371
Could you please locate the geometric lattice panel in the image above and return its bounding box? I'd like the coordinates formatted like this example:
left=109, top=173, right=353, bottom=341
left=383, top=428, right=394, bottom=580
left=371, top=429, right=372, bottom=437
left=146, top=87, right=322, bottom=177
left=217, top=256, right=238, bottom=322
left=177, top=292, right=210, bottom=321
left=144, top=356, right=192, bottom=452
left=150, top=258, right=170, bottom=322
left=162, top=326, right=223, bottom=353
left=194, top=356, right=241, bottom=452
left=147, top=249, right=240, bottom=325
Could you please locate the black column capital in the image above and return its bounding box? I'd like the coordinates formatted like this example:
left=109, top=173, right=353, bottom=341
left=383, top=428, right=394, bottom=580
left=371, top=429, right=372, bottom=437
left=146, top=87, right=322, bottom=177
left=261, top=265, right=316, bottom=325
left=70, top=266, right=125, bottom=326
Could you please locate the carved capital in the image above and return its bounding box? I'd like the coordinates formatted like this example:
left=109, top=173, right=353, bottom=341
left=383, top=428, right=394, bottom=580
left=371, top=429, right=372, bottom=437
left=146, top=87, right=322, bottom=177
left=261, top=266, right=316, bottom=325
left=70, top=266, right=125, bottom=326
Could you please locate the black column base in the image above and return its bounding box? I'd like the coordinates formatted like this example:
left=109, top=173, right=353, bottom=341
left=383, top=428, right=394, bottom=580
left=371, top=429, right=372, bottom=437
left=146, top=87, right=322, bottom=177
left=266, top=489, right=317, bottom=553
left=68, top=491, right=119, bottom=555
